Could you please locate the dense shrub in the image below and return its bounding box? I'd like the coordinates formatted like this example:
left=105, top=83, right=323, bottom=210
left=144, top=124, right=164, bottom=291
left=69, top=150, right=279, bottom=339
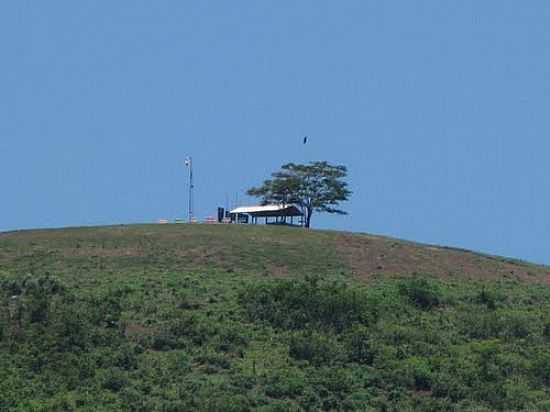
left=532, top=351, right=550, bottom=385
left=431, top=371, right=469, bottom=402
left=308, top=367, right=353, bottom=396
left=257, top=400, right=302, bottom=412
left=460, top=310, right=501, bottom=340
left=214, top=324, right=249, bottom=353
left=239, top=276, right=376, bottom=332
left=169, top=313, right=214, bottom=345
left=201, top=393, right=251, bottom=412
left=264, top=370, right=306, bottom=399
left=196, top=350, right=232, bottom=372
left=3, top=270, right=550, bottom=411
left=0, top=274, right=66, bottom=326
left=101, top=368, right=128, bottom=392
left=405, top=356, right=432, bottom=390
left=288, top=331, right=343, bottom=366
left=542, top=320, right=550, bottom=339
left=476, top=287, right=499, bottom=309
left=344, top=325, right=375, bottom=364
left=113, top=344, right=139, bottom=370
left=398, top=277, right=441, bottom=309
left=499, top=311, right=533, bottom=339
left=150, top=333, right=179, bottom=351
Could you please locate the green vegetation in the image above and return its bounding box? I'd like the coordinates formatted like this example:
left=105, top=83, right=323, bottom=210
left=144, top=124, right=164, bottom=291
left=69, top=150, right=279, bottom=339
left=1, top=224, right=550, bottom=410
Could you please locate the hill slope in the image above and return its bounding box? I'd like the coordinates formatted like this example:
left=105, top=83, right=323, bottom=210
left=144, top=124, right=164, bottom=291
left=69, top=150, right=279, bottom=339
left=2, top=224, right=550, bottom=411
left=1, top=224, right=549, bottom=285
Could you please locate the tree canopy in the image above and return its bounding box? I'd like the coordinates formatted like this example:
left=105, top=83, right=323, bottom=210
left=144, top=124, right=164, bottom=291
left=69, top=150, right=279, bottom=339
left=247, top=161, right=351, bottom=228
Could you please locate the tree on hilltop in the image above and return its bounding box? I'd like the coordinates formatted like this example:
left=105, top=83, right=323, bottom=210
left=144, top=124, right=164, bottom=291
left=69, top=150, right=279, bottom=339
left=247, top=161, right=351, bottom=228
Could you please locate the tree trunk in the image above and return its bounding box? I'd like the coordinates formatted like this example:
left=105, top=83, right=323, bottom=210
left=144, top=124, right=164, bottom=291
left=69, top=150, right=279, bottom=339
left=305, top=209, right=312, bottom=228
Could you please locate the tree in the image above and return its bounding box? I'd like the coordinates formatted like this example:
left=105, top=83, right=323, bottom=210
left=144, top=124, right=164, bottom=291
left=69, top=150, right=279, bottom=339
left=247, top=161, right=351, bottom=228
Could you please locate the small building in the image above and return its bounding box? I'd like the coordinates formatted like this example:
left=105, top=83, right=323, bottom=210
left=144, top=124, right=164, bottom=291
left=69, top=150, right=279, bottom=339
left=229, top=204, right=303, bottom=226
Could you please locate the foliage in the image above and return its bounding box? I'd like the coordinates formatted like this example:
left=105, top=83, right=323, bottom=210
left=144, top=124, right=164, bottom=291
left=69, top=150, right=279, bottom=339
left=398, top=276, right=441, bottom=309
left=288, top=331, right=343, bottom=366
left=247, top=161, right=351, bottom=228
left=239, top=276, right=376, bottom=332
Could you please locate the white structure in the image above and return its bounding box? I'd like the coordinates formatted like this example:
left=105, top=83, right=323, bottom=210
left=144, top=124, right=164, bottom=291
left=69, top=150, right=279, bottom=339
left=229, top=204, right=303, bottom=225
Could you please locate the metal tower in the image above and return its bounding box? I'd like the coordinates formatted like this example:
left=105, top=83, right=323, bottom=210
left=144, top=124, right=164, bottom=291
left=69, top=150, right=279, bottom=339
left=185, top=156, right=194, bottom=223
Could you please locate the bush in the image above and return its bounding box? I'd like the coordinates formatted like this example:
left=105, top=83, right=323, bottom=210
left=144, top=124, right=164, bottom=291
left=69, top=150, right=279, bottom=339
left=288, top=331, right=343, bottom=366
left=239, top=277, right=375, bottom=332
left=500, top=311, right=532, bottom=339
left=461, top=310, right=500, bottom=340
left=202, top=393, right=251, bottom=412
left=542, top=320, right=550, bottom=339
left=113, top=344, right=139, bottom=370
left=214, top=324, right=249, bottom=353
left=101, top=368, right=128, bottom=392
left=344, top=325, right=375, bottom=364
left=264, top=370, right=306, bottom=399
left=431, top=372, right=468, bottom=402
left=405, top=357, right=432, bottom=391
left=257, top=400, right=302, bottom=412
left=398, top=277, right=441, bottom=310
left=476, top=287, right=498, bottom=310
left=1, top=274, right=66, bottom=326
left=196, top=351, right=231, bottom=372
left=309, top=367, right=352, bottom=395
left=151, top=333, right=180, bottom=351
left=532, top=351, right=550, bottom=386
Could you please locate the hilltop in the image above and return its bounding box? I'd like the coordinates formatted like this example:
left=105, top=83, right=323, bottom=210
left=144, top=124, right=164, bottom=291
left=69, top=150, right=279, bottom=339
left=1, top=224, right=548, bottom=285
left=2, top=224, right=550, bottom=411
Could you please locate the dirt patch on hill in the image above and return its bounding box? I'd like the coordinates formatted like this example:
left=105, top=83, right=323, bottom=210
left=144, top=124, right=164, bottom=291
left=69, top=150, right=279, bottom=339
left=335, top=234, right=550, bottom=283
left=266, top=264, right=289, bottom=277
left=124, top=322, right=160, bottom=338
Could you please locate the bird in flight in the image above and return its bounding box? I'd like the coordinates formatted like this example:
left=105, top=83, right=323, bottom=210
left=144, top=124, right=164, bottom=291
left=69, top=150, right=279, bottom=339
left=303, top=136, right=308, bottom=144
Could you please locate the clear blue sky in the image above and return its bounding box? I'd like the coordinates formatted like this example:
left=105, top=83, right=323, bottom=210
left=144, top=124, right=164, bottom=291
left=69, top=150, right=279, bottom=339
left=2, top=1, right=549, bottom=264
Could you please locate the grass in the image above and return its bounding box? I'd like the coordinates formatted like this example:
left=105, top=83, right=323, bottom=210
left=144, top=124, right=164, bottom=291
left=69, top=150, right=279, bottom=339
left=0, top=224, right=346, bottom=285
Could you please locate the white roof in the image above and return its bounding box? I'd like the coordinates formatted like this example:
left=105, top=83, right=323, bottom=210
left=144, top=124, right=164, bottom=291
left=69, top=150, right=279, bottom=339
left=230, top=204, right=302, bottom=215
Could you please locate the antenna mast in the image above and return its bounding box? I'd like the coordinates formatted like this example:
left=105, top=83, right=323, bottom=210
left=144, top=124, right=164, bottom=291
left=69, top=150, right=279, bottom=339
left=185, top=156, right=194, bottom=223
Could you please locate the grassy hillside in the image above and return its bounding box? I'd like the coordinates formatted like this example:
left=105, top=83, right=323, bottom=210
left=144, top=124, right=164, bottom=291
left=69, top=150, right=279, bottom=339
left=2, top=224, right=548, bottom=285
left=2, top=224, right=550, bottom=411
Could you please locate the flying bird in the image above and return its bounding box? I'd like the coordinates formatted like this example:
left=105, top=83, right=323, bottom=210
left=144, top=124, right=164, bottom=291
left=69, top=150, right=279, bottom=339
left=303, top=136, right=308, bottom=144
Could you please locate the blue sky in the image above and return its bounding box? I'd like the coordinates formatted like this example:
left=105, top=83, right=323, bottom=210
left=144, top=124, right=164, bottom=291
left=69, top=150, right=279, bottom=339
left=2, top=1, right=550, bottom=264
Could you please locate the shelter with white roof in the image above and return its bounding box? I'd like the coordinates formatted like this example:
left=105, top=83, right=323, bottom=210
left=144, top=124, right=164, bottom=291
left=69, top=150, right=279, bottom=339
left=229, top=204, right=303, bottom=226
